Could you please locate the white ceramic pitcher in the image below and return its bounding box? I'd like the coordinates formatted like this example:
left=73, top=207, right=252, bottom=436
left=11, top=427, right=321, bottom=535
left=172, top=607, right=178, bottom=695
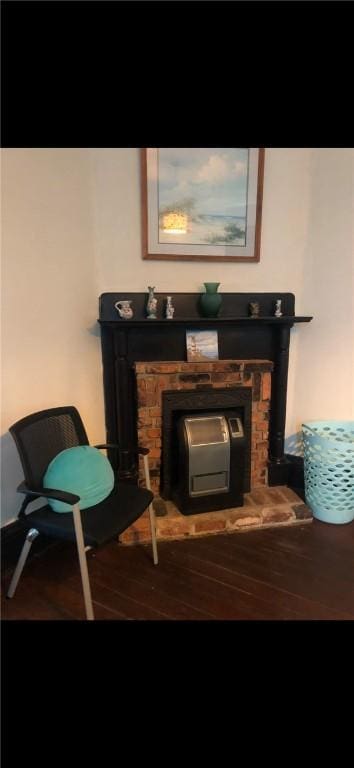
left=115, top=300, right=133, bottom=319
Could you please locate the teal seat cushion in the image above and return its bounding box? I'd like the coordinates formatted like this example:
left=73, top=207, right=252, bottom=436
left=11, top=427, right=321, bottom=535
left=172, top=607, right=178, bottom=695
left=43, top=446, right=115, bottom=513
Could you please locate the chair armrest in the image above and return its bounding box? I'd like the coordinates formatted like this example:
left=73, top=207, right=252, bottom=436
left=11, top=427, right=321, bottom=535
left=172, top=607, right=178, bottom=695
left=17, top=480, right=80, bottom=506
left=95, top=443, right=149, bottom=456
left=94, top=443, right=119, bottom=450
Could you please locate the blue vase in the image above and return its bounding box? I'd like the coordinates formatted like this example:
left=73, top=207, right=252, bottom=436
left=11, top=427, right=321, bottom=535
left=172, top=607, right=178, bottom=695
left=199, top=283, right=222, bottom=317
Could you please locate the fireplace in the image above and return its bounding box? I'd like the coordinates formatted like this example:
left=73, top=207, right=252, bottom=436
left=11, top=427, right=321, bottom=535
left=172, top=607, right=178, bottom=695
left=99, top=292, right=312, bottom=544
left=98, top=291, right=313, bottom=539
left=135, top=359, right=273, bottom=511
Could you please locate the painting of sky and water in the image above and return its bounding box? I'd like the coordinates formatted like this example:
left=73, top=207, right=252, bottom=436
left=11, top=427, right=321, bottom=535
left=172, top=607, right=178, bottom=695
left=158, top=148, right=249, bottom=246
left=186, top=330, right=219, bottom=362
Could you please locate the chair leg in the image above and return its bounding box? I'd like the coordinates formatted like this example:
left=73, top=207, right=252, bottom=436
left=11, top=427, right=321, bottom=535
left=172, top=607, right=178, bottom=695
left=7, top=528, right=39, bottom=599
left=148, top=504, right=159, bottom=565
left=143, top=453, right=159, bottom=565
left=72, top=504, right=94, bottom=621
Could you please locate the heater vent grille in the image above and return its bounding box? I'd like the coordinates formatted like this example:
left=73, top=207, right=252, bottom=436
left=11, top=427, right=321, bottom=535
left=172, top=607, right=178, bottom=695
left=186, top=416, right=228, bottom=447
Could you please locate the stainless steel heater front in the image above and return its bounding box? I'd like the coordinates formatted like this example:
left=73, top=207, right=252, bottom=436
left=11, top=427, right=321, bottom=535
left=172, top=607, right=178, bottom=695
left=184, top=415, right=231, bottom=496
left=173, top=409, right=247, bottom=515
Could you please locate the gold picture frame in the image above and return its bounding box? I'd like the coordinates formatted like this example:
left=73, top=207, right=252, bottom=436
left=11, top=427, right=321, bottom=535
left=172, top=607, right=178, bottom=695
left=141, top=148, right=265, bottom=262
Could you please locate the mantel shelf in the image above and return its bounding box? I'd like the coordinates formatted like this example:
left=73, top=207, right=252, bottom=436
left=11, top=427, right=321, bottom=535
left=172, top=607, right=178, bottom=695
left=98, top=316, right=313, bottom=327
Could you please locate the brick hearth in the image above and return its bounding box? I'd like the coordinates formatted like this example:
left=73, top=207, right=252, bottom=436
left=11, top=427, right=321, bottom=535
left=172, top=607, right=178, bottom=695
left=120, top=486, right=312, bottom=545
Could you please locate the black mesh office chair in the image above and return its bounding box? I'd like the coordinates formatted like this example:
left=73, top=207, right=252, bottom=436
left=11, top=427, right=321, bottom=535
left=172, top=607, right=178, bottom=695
left=6, top=406, right=158, bottom=620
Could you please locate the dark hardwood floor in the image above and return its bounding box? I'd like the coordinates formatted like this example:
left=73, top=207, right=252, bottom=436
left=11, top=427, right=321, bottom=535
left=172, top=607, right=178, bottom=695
left=2, top=520, right=354, bottom=620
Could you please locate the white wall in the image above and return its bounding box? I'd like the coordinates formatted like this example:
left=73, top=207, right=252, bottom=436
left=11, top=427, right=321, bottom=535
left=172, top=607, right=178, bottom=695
left=1, top=149, right=105, bottom=525
left=1, top=148, right=353, bottom=525
left=286, top=148, right=354, bottom=443
left=89, top=148, right=312, bottom=296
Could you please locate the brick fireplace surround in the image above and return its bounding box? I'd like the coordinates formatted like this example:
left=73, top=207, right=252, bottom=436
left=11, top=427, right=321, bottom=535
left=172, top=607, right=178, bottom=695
left=136, top=360, right=272, bottom=493
left=120, top=359, right=312, bottom=544
left=98, top=292, right=313, bottom=545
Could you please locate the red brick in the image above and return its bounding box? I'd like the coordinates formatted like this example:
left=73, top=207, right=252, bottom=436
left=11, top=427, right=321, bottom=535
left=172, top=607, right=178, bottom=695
left=149, top=448, right=161, bottom=458
left=249, top=489, right=272, bottom=505
left=120, top=529, right=151, bottom=544
left=179, top=362, right=213, bottom=372
left=251, top=488, right=285, bottom=505
left=138, top=391, right=147, bottom=406
left=137, top=409, right=152, bottom=426
left=145, top=378, right=157, bottom=392
left=262, top=372, right=271, bottom=400
left=134, top=363, right=148, bottom=374
left=261, top=506, right=295, bottom=523
left=147, top=363, right=180, bottom=375
left=258, top=401, right=270, bottom=412
left=212, top=382, right=228, bottom=388
left=157, top=375, right=178, bottom=389
left=278, top=486, right=303, bottom=503
left=149, top=407, right=161, bottom=417
left=253, top=412, right=266, bottom=424
left=228, top=514, right=261, bottom=530
left=255, top=419, right=269, bottom=431
left=146, top=428, right=160, bottom=438
left=157, top=520, right=191, bottom=537
left=194, top=519, right=226, bottom=533
left=149, top=363, right=180, bottom=374
left=120, top=517, right=152, bottom=543
left=210, top=373, right=228, bottom=383
left=208, top=362, right=232, bottom=372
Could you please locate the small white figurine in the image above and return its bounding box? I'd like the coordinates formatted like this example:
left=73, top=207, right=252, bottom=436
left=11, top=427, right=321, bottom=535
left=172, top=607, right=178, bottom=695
left=274, top=299, right=283, bottom=317
left=146, top=286, right=158, bottom=319
left=166, top=296, right=174, bottom=319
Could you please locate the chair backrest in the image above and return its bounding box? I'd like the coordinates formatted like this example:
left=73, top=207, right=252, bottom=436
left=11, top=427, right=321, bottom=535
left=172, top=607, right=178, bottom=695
left=9, top=406, right=89, bottom=489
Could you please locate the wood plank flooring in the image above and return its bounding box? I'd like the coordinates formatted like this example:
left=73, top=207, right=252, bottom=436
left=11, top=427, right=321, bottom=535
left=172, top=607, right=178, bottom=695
left=2, top=520, right=354, bottom=620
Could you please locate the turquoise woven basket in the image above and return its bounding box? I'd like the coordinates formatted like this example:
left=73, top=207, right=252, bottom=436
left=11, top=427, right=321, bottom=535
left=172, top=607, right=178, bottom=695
left=302, top=420, right=354, bottom=524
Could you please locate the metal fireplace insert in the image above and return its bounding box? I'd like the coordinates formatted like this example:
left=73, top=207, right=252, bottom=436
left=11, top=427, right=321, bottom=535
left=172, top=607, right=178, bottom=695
left=172, top=409, right=247, bottom=515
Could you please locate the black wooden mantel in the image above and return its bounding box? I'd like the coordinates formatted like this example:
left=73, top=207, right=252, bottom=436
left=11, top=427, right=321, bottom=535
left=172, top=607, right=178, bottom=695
left=98, top=292, right=312, bottom=488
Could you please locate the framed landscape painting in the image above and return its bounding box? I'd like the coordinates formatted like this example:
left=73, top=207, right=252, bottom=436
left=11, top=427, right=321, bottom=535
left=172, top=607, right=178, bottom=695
left=141, top=148, right=264, bottom=262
